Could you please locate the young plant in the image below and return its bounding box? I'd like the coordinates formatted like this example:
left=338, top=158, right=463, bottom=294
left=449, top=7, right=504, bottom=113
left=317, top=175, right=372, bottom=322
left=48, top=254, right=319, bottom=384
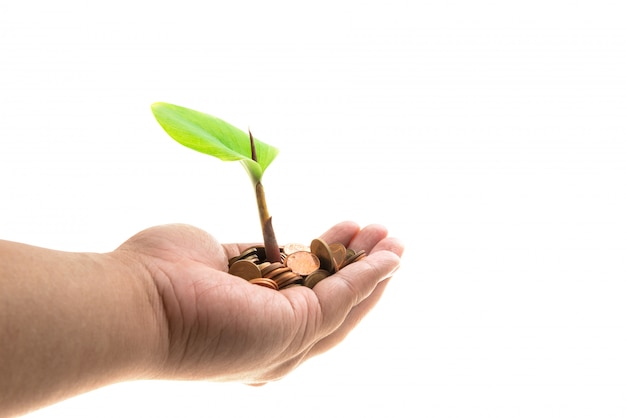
left=151, top=102, right=282, bottom=263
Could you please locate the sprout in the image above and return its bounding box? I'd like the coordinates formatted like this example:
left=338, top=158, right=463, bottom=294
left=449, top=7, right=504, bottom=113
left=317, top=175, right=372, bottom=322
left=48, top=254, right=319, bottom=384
left=151, top=102, right=282, bottom=262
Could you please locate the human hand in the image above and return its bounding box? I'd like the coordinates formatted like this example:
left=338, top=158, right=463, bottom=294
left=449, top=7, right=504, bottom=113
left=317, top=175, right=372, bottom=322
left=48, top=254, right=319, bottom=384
left=118, top=221, right=404, bottom=384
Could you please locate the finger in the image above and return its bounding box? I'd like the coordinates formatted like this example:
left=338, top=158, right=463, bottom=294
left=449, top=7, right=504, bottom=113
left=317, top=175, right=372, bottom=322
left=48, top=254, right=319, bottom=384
left=346, top=224, right=389, bottom=254
left=312, top=242, right=403, bottom=354
left=306, top=277, right=392, bottom=358
left=222, top=243, right=255, bottom=261
left=318, top=221, right=360, bottom=245
left=313, top=249, right=401, bottom=335
left=370, top=236, right=405, bottom=258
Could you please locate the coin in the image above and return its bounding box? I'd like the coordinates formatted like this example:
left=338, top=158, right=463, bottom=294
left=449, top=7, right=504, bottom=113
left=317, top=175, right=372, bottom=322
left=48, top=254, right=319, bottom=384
left=229, top=259, right=262, bottom=280
left=281, top=283, right=302, bottom=289
left=344, top=249, right=367, bottom=266
left=283, top=242, right=310, bottom=255
left=310, top=238, right=334, bottom=272
left=253, top=246, right=266, bottom=262
left=257, top=261, right=271, bottom=271
left=285, top=251, right=320, bottom=276
left=329, top=242, right=347, bottom=270
left=229, top=237, right=368, bottom=291
left=273, top=271, right=302, bottom=288
left=229, top=246, right=261, bottom=267
left=303, top=269, right=330, bottom=289
left=249, top=277, right=279, bottom=290
left=260, top=262, right=285, bottom=277
left=265, top=266, right=292, bottom=280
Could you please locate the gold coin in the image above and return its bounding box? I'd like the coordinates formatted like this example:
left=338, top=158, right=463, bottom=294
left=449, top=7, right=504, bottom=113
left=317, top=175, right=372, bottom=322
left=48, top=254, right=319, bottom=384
left=229, top=259, right=262, bottom=280
left=303, top=269, right=330, bottom=289
left=283, top=242, right=310, bottom=255
left=285, top=251, right=321, bottom=276
left=249, top=277, right=279, bottom=290
left=310, top=238, right=334, bottom=272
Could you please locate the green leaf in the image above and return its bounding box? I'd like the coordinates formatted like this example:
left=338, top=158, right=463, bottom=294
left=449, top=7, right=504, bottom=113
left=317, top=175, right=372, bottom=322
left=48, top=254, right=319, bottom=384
left=151, top=102, right=279, bottom=182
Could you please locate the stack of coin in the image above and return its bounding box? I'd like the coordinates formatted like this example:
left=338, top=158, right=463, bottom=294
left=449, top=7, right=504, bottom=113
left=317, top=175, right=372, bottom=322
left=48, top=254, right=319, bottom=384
left=228, top=238, right=366, bottom=290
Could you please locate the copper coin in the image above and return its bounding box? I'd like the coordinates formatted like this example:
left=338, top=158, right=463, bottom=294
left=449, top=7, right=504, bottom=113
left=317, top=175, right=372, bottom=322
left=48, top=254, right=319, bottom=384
left=273, top=271, right=302, bottom=288
left=265, top=266, right=292, bottom=280
left=253, top=246, right=267, bottom=261
left=344, top=249, right=367, bottom=266
left=285, top=251, right=321, bottom=276
left=249, top=277, right=279, bottom=290
left=257, top=261, right=271, bottom=271
left=283, top=242, right=310, bottom=255
left=261, top=262, right=285, bottom=277
left=310, top=238, right=334, bottom=272
left=229, top=259, right=262, bottom=280
left=303, top=269, right=330, bottom=289
left=281, top=283, right=302, bottom=289
left=329, top=242, right=347, bottom=271
left=239, top=246, right=260, bottom=259
left=229, top=247, right=261, bottom=267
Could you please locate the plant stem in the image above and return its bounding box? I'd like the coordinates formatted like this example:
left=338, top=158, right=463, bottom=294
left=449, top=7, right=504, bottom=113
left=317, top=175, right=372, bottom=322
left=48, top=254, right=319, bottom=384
left=249, top=129, right=281, bottom=263
left=255, top=181, right=281, bottom=263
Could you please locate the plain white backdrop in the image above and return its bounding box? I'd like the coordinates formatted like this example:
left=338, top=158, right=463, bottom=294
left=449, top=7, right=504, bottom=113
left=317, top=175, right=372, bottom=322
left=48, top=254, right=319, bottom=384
left=1, top=1, right=625, bottom=417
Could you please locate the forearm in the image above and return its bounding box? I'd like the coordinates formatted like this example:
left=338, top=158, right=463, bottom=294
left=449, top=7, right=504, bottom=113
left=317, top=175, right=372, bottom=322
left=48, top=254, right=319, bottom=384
left=0, top=240, right=164, bottom=417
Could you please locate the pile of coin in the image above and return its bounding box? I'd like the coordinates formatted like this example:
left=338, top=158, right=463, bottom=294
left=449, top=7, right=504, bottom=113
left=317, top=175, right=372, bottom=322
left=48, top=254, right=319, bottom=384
left=228, top=238, right=366, bottom=290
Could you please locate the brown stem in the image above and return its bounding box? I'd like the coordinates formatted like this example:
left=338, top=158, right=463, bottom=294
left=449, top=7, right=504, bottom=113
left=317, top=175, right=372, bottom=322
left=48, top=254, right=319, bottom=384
left=255, top=181, right=281, bottom=263
left=249, top=130, right=280, bottom=262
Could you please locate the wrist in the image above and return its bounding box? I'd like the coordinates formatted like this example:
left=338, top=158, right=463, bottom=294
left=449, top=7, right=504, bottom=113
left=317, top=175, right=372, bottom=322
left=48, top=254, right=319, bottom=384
left=105, top=249, right=168, bottom=380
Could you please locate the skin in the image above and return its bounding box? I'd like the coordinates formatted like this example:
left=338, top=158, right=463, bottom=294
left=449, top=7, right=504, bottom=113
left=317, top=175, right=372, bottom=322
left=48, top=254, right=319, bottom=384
left=0, top=221, right=404, bottom=417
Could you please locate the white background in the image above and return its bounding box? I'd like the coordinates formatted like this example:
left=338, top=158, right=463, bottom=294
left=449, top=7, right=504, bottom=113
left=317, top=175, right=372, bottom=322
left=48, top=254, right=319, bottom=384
left=1, top=1, right=625, bottom=417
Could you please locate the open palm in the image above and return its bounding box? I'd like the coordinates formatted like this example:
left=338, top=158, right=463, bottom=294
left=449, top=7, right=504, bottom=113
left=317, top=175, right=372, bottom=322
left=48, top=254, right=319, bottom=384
left=119, top=221, right=403, bottom=384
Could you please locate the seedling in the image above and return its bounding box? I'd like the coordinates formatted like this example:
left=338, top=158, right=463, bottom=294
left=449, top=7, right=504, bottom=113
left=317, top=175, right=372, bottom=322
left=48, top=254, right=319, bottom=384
left=151, top=102, right=282, bottom=262
left=151, top=102, right=367, bottom=290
